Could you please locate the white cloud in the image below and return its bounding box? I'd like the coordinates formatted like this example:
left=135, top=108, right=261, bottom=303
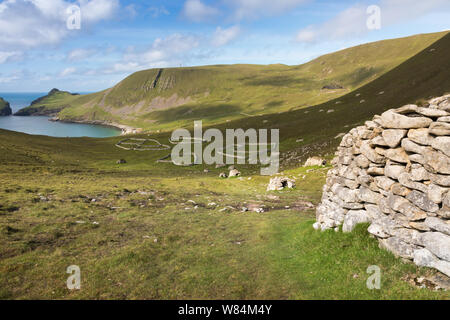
left=211, top=25, right=241, bottom=46
left=0, top=0, right=118, bottom=50
left=92, top=34, right=201, bottom=75
left=67, top=48, right=97, bottom=61
left=296, top=27, right=317, bottom=43
left=59, top=67, right=76, bottom=77
left=296, top=0, right=450, bottom=43
left=182, top=0, right=219, bottom=22
left=101, top=62, right=141, bottom=75
left=123, top=34, right=200, bottom=66
left=0, top=51, right=23, bottom=64
left=80, top=0, right=118, bottom=23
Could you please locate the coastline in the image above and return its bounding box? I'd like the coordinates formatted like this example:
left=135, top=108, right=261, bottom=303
left=49, top=117, right=143, bottom=136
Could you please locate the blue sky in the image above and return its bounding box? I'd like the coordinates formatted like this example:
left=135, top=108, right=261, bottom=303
left=0, top=0, right=449, bottom=92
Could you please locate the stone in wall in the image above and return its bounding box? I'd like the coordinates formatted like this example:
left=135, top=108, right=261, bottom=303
left=314, top=94, right=450, bottom=277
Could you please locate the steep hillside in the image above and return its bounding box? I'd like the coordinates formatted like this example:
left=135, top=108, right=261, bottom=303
left=21, top=31, right=447, bottom=130
left=0, top=97, right=12, bottom=116
left=221, top=31, right=450, bottom=166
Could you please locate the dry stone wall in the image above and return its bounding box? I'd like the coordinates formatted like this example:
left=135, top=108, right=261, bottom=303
left=314, top=94, right=450, bottom=277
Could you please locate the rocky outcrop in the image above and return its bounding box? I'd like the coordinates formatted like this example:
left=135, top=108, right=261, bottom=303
left=314, top=94, right=450, bottom=277
left=267, top=177, right=296, bottom=191
left=0, top=97, right=12, bottom=116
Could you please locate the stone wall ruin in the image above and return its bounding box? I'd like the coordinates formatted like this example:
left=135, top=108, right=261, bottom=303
left=314, top=94, right=450, bottom=277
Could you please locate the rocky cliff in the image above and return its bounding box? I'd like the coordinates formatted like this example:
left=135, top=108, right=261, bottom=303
left=0, top=97, right=12, bottom=116
left=315, top=94, right=450, bottom=277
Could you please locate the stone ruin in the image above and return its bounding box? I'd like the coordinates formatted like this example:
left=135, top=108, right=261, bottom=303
left=314, top=94, right=450, bottom=277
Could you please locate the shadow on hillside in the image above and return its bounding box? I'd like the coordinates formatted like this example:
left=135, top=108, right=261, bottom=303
left=147, top=103, right=242, bottom=123
left=265, top=100, right=285, bottom=108
left=337, top=66, right=384, bottom=87
left=240, top=75, right=312, bottom=87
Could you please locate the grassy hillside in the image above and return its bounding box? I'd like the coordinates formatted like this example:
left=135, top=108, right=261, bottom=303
left=0, top=97, right=12, bottom=116
left=14, top=88, right=80, bottom=116
left=214, top=31, right=450, bottom=167
left=19, top=31, right=448, bottom=130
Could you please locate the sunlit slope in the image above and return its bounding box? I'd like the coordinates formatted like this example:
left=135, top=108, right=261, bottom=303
left=222, top=31, right=450, bottom=165
left=20, top=31, right=448, bottom=130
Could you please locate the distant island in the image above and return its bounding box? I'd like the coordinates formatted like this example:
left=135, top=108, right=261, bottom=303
left=0, top=97, right=12, bottom=116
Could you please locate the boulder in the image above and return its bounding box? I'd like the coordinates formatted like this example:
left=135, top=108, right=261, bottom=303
left=407, top=128, right=433, bottom=146
left=360, top=141, right=385, bottom=164
left=391, top=183, right=411, bottom=196
left=374, top=176, right=395, bottom=191
left=332, top=184, right=359, bottom=203
left=342, top=210, right=370, bottom=233
left=406, top=190, right=439, bottom=213
left=355, top=154, right=370, bottom=168
left=229, top=169, right=241, bottom=177
left=420, top=232, right=450, bottom=262
left=304, top=156, right=326, bottom=166
left=409, top=164, right=429, bottom=181
left=437, top=116, right=450, bottom=123
left=368, top=223, right=390, bottom=238
left=425, top=217, right=450, bottom=236
left=401, top=138, right=425, bottom=154
left=431, top=136, right=450, bottom=157
left=357, top=187, right=382, bottom=204
left=430, top=173, right=450, bottom=187
left=379, top=237, right=416, bottom=259
left=427, top=184, right=447, bottom=204
left=380, top=110, right=432, bottom=129
left=429, top=122, right=450, bottom=135
left=384, top=161, right=406, bottom=180
left=387, top=193, right=426, bottom=221
left=415, top=107, right=448, bottom=118
left=384, top=148, right=409, bottom=163
left=382, top=129, right=407, bottom=148
left=422, top=148, right=450, bottom=174
left=398, top=172, right=428, bottom=193
left=370, top=135, right=388, bottom=147
left=413, top=249, right=450, bottom=277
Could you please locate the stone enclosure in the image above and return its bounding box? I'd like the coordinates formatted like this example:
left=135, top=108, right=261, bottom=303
left=314, top=94, right=450, bottom=277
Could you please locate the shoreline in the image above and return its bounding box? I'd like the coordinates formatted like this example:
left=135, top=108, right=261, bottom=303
left=49, top=117, right=143, bottom=136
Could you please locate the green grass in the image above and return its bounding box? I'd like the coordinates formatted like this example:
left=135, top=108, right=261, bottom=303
left=0, top=130, right=447, bottom=299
